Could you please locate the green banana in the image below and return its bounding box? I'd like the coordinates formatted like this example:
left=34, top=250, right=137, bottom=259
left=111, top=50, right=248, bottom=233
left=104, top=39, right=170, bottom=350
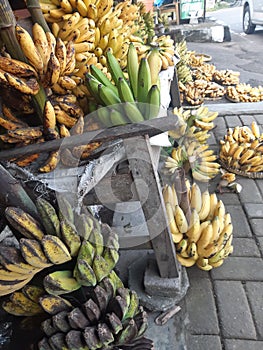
left=123, top=102, right=144, bottom=123
left=43, top=270, right=81, bottom=296
left=89, top=228, right=104, bottom=255
left=60, top=219, right=81, bottom=257
left=117, top=77, right=135, bottom=103
left=85, top=76, right=103, bottom=104
left=98, top=84, right=122, bottom=106
left=103, top=247, right=119, bottom=270
left=57, top=196, right=74, bottom=224
left=92, top=255, right=111, bottom=282
left=127, top=43, right=139, bottom=99
left=97, top=106, right=113, bottom=127
left=116, top=319, right=138, bottom=345
left=77, top=239, right=95, bottom=266
left=137, top=57, right=151, bottom=104
left=145, top=84, right=161, bottom=120
left=124, top=290, right=139, bottom=320
left=90, top=64, right=118, bottom=95
left=76, top=213, right=94, bottom=240
left=36, top=198, right=61, bottom=237
left=106, top=50, right=126, bottom=86
left=110, top=108, right=127, bottom=126
left=74, top=259, right=97, bottom=287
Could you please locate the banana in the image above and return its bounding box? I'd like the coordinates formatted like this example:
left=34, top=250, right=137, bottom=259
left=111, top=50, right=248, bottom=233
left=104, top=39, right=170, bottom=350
left=41, top=235, right=71, bottom=264
left=74, top=259, right=97, bottom=287
left=190, top=183, right=202, bottom=212
left=60, top=219, right=81, bottom=257
left=127, top=43, right=139, bottom=99
left=8, top=126, right=42, bottom=140
left=0, top=114, right=25, bottom=131
left=20, top=238, right=52, bottom=269
left=207, top=193, right=218, bottom=221
left=4, top=73, right=40, bottom=95
left=44, top=52, right=61, bottom=87
left=251, top=121, right=260, bottom=138
left=32, top=23, right=49, bottom=73
left=194, top=119, right=214, bottom=131
left=186, top=209, right=201, bottom=243
left=165, top=203, right=181, bottom=239
left=233, top=144, right=245, bottom=160
left=147, top=48, right=162, bottom=85
left=196, top=258, right=213, bottom=271
left=44, top=270, right=81, bottom=296
left=211, top=216, right=221, bottom=242
left=98, top=84, right=122, bottom=106
left=192, top=169, right=211, bottom=182
left=5, top=207, right=45, bottom=240
left=90, top=64, right=118, bottom=94
left=117, top=77, right=135, bottom=103
left=55, top=37, right=67, bottom=75
left=198, top=189, right=210, bottom=221
left=39, top=294, right=73, bottom=315
left=197, top=222, right=213, bottom=249
left=145, top=84, right=160, bottom=120
left=36, top=197, right=61, bottom=237
left=0, top=56, right=37, bottom=77
left=123, top=102, right=144, bottom=123
left=137, top=57, right=151, bottom=104
left=176, top=254, right=196, bottom=267
left=176, top=238, right=188, bottom=254
left=39, top=151, right=60, bottom=173
left=106, top=50, right=126, bottom=86
left=3, top=291, right=43, bottom=315
left=174, top=205, right=188, bottom=234
left=208, top=247, right=225, bottom=264
left=15, top=25, right=44, bottom=73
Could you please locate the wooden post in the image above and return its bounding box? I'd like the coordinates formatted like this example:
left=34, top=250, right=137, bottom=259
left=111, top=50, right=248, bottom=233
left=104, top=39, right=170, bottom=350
left=123, top=136, right=179, bottom=278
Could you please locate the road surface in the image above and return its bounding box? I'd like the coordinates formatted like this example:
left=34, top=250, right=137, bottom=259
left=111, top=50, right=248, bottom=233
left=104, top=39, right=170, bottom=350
left=187, top=6, right=263, bottom=86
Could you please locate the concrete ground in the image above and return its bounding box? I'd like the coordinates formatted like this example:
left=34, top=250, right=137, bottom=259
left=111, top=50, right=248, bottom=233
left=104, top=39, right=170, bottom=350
left=114, top=103, right=263, bottom=350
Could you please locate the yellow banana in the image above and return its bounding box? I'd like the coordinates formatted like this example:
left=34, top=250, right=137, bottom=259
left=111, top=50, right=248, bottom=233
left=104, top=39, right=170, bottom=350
left=190, top=183, right=202, bottom=212
left=198, top=189, right=210, bottom=221
left=186, top=209, right=201, bottom=243
left=174, top=205, right=188, bottom=234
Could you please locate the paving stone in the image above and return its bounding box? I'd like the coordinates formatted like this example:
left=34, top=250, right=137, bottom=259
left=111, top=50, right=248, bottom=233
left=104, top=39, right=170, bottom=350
left=245, top=282, right=263, bottom=338
left=253, top=114, right=263, bottom=125
left=239, top=114, right=256, bottom=126
left=214, top=116, right=227, bottom=141
left=224, top=115, right=242, bottom=128
left=186, top=335, right=222, bottom=350
left=257, top=237, right=263, bottom=253
left=211, top=257, right=263, bottom=280
left=250, top=219, right=263, bottom=237
left=237, top=178, right=263, bottom=203
left=243, top=203, right=263, bottom=219
left=186, top=265, right=211, bottom=280
left=232, top=238, right=261, bottom=257
left=224, top=339, right=263, bottom=350
left=217, top=192, right=240, bottom=205
left=255, top=179, right=263, bottom=197
left=214, top=280, right=257, bottom=339
left=225, top=205, right=252, bottom=238
left=208, top=131, right=217, bottom=145
left=184, top=278, right=219, bottom=335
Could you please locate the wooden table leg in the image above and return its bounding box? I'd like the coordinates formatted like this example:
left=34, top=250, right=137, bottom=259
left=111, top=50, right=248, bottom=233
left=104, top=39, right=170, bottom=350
left=123, top=136, right=179, bottom=278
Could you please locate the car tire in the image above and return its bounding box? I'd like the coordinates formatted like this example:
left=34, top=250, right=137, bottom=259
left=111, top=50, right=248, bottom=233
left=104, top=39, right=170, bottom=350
left=243, top=5, right=256, bottom=34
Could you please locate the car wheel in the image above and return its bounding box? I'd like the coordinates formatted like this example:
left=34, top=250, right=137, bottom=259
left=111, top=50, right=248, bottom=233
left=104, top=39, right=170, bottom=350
left=243, top=5, right=256, bottom=34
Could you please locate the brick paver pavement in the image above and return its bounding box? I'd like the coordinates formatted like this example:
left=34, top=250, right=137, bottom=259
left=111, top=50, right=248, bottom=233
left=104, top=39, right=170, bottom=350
left=184, top=113, right=263, bottom=349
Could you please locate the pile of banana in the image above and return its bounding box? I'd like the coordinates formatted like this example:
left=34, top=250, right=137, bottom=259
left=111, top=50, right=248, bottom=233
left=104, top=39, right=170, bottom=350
left=179, top=79, right=225, bottom=105
left=220, top=122, right=263, bottom=173
left=191, top=63, right=216, bottom=82
left=188, top=51, right=212, bottom=67
left=163, top=182, right=234, bottom=270
left=164, top=141, right=220, bottom=182
left=213, top=69, right=240, bottom=86
left=175, top=40, right=193, bottom=84
left=85, top=45, right=161, bottom=126
left=226, top=83, right=263, bottom=103
left=0, top=196, right=118, bottom=297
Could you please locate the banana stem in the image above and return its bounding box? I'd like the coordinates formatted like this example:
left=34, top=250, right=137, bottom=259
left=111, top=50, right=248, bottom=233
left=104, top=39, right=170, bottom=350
left=25, top=0, right=50, bottom=32
left=0, top=0, right=26, bottom=60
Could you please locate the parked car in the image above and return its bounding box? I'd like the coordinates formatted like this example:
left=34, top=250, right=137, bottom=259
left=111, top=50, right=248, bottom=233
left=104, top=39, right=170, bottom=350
left=243, top=0, right=263, bottom=33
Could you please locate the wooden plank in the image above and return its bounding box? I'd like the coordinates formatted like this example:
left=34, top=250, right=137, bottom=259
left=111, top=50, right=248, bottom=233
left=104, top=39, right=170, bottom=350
left=170, top=67, right=181, bottom=109
left=123, top=136, right=179, bottom=278
left=0, top=114, right=178, bottom=161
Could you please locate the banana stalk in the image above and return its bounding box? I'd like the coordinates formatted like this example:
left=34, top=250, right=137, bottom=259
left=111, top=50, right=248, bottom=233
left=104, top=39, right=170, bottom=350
left=0, top=164, right=39, bottom=219
left=25, top=0, right=50, bottom=33
left=0, top=0, right=46, bottom=123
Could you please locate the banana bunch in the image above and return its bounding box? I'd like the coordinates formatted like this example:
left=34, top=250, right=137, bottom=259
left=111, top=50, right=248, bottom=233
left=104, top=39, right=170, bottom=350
left=0, top=55, right=40, bottom=97
left=220, top=122, right=263, bottom=173
left=190, top=105, right=218, bottom=131
left=188, top=51, right=206, bottom=67
left=226, top=84, right=263, bottom=103
left=85, top=45, right=161, bottom=127
left=191, top=63, right=216, bottom=82
left=213, top=69, right=240, bottom=86
left=175, top=40, right=193, bottom=84
left=0, top=194, right=118, bottom=298
left=151, top=35, right=175, bottom=70
left=15, top=24, right=77, bottom=93
left=164, top=146, right=188, bottom=175
left=38, top=283, right=149, bottom=349
left=186, top=141, right=220, bottom=182
left=163, top=183, right=233, bottom=270
left=168, top=107, right=189, bottom=139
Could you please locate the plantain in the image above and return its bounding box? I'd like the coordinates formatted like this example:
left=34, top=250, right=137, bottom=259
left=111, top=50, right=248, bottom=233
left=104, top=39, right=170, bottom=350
left=36, top=197, right=61, bottom=237
left=0, top=56, right=37, bottom=77
left=5, top=207, right=45, bottom=240
left=20, top=238, right=52, bottom=269
left=74, top=259, right=97, bottom=287
left=41, top=235, right=71, bottom=265
left=43, top=270, right=81, bottom=296
left=39, top=151, right=60, bottom=173
left=39, top=295, right=73, bottom=315
left=60, top=219, right=81, bottom=257
left=4, top=73, right=40, bottom=95
left=8, top=126, right=42, bottom=140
